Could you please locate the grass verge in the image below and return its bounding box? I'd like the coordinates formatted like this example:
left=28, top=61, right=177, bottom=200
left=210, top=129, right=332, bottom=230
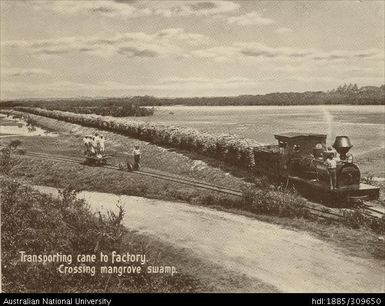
left=1, top=177, right=208, bottom=293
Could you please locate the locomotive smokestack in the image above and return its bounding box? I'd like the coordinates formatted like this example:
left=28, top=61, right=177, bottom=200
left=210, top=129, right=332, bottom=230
left=333, top=136, right=353, bottom=160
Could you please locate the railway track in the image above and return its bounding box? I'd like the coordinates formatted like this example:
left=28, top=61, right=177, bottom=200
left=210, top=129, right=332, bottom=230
left=361, top=204, right=385, bottom=219
left=22, top=151, right=385, bottom=221
left=24, top=151, right=243, bottom=197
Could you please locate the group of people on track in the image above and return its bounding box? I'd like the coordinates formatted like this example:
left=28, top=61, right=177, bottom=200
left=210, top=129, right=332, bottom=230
left=83, top=133, right=105, bottom=157
left=82, top=133, right=141, bottom=170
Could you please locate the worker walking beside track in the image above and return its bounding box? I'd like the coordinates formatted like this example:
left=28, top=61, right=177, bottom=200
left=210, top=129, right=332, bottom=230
left=133, top=145, right=141, bottom=171
left=99, top=135, right=105, bottom=153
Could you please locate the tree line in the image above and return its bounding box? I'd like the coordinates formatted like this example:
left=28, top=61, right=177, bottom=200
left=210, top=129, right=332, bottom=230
left=1, top=84, right=384, bottom=109
left=0, top=100, right=155, bottom=117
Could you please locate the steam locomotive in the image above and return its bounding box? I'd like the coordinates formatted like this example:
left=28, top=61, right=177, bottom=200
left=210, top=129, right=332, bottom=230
left=273, top=132, right=379, bottom=204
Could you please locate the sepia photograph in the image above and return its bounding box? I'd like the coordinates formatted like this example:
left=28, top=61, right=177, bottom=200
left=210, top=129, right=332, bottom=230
left=0, top=0, right=384, bottom=299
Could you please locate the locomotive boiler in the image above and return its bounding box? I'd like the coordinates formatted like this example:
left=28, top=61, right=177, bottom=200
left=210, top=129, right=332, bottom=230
left=273, top=132, right=379, bottom=203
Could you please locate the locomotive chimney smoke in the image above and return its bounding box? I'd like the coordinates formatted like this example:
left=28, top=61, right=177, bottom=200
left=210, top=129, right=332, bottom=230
left=333, top=136, right=353, bottom=160
left=321, top=107, right=334, bottom=139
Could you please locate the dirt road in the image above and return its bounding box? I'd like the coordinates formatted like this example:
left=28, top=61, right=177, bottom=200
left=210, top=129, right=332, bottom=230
left=35, top=186, right=384, bottom=292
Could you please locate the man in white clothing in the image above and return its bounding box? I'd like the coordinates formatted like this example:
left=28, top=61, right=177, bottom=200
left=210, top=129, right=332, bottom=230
left=325, top=153, right=337, bottom=190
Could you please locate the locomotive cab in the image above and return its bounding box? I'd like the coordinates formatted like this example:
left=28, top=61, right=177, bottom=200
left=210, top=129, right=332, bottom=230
left=274, top=132, right=327, bottom=178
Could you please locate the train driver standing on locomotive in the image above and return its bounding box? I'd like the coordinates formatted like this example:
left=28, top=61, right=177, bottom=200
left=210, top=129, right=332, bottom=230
left=325, top=152, right=337, bottom=190
left=324, top=146, right=339, bottom=162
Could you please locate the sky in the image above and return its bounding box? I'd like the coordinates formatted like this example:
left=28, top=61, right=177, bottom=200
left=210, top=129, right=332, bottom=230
left=1, top=0, right=384, bottom=99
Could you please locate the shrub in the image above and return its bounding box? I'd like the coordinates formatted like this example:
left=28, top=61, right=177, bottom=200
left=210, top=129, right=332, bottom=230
left=240, top=184, right=311, bottom=219
left=342, top=209, right=385, bottom=233
left=0, top=141, right=22, bottom=174
left=1, top=180, right=201, bottom=292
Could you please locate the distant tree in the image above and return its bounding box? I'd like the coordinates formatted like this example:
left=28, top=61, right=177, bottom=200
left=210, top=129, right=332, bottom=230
left=2, top=83, right=385, bottom=109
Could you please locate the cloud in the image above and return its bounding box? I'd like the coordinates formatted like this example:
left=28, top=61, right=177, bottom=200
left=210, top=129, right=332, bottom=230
left=2, top=28, right=209, bottom=58
left=154, top=28, right=210, bottom=45
left=151, top=1, right=239, bottom=17
left=311, top=49, right=384, bottom=61
left=5, top=32, right=381, bottom=72
left=192, top=43, right=314, bottom=62
left=275, top=27, right=293, bottom=34
left=1, top=68, right=51, bottom=78
left=192, top=42, right=384, bottom=63
left=30, top=0, right=239, bottom=18
left=227, top=11, right=274, bottom=26
left=191, top=46, right=239, bottom=62
left=238, top=43, right=314, bottom=59
left=30, top=1, right=149, bottom=17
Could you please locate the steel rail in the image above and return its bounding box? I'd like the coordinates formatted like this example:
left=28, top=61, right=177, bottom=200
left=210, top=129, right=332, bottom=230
left=24, top=152, right=243, bottom=197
